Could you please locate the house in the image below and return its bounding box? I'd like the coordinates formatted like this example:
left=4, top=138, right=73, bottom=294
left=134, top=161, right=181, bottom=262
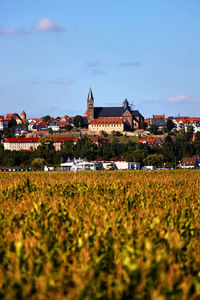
left=149, top=115, right=166, bottom=130
left=28, top=121, right=36, bottom=132
left=38, top=122, right=48, bottom=131
left=0, top=116, right=6, bottom=130
left=6, top=113, right=22, bottom=124
left=86, top=88, right=144, bottom=131
left=181, top=157, right=199, bottom=169
left=47, top=119, right=60, bottom=131
left=14, top=125, right=28, bottom=136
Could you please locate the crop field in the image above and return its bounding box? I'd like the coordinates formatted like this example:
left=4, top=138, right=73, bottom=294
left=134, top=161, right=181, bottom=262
left=1, top=170, right=200, bottom=299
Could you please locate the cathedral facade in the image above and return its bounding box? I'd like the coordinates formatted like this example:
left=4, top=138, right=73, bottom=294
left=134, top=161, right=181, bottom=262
left=86, top=88, right=144, bottom=132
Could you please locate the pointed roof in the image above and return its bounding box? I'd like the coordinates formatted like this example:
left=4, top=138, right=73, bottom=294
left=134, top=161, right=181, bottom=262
left=21, top=110, right=26, bottom=115
left=123, top=99, right=129, bottom=110
left=87, top=88, right=94, bottom=101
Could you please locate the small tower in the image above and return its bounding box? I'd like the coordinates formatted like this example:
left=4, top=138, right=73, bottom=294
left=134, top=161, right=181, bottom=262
left=20, top=110, right=26, bottom=120
left=123, top=99, right=129, bottom=110
left=87, top=88, right=94, bottom=123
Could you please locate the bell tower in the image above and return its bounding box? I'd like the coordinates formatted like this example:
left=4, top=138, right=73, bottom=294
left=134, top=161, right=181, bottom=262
left=87, top=88, right=94, bottom=123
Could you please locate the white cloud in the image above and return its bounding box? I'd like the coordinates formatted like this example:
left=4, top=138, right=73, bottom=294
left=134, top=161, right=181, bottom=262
left=34, top=17, right=65, bottom=32
left=51, top=77, right=73, bottom=85
left=166, top=95, right=200, bottom=103
left=0, top=26, right=28, bottom=35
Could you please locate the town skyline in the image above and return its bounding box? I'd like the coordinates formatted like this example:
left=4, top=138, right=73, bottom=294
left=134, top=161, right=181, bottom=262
left=1, top=0, right=200, bottom=117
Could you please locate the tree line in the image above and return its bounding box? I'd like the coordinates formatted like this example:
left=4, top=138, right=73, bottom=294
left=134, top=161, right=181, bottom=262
left=0, top=130, right=200, bottom=169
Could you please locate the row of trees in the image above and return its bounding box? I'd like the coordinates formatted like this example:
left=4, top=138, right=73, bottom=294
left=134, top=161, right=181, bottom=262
left=1, top=132, right=200, bottom=168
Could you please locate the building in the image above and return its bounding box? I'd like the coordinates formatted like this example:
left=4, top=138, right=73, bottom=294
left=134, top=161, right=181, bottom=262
left=86, top=88, right=144, bottom=131
left=181, top=157, right=200, bottom=169
left=3, top=136, right=109, bottom=151
left=145, top=114, right=166, bottom=130
left=88, top=118, right=124, bottom=133
left=20, top=110, right=26, bottom=120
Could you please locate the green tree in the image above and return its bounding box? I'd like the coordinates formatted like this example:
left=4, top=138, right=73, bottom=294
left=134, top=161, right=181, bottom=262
left=74, top=136, right=97, bottom=160
left=8, top=119, right=17, bottom=129
left=125, top=149, right=148, bottom=163
left=42, top=115, right=51, bottom=122
left=149, top=125, right=158, bottom=135
left=166, top=119, right=175, bottom=132
left=61, top=140, right=75, bottom=159
left=64, top=124, right=73, bottom=131
left=73, top=115, right=83, bottom=128
left=31, top=158, right=45, bottom=170
left=176, top=129, right=186, bottom=140
left=186, top=125, right=194, bottom=141
left=36, top=137, right=56, bottom=163
left=144, top=154, right=164, bottom=167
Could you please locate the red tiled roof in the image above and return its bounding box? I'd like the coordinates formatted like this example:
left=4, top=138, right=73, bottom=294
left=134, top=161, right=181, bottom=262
left=38, top=122, right=47, bottom=129
left=28, top=118, right=41, bottom=122
left=139, top=138, right=156, bottom=143
left=144, top=118, right=149, bottom=123
left=4, top=137, right=78, bottom=143
left=58, top=121, right=70, bottom=126
left=21, top=110, right=26, bottom=114
left=153, top=114, right=165, bottom=119
left=92, top=158, right=107, bottom=162
left=90, top=118, right=123, bottom=125
left=6, top=113, right=14, bottom=119
left=173, top=117, right=200, bottom=123
left=5, top=138, right=40, bottom=143
left=115, top=157, right=125, bottom=162
left=182, top=157, right=197, bottom=166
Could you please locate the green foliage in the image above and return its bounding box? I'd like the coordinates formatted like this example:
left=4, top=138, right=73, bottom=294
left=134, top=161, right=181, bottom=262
left=42, top=115, right=51, bottom=122
left=8, top=118, right=17, bottom=128
left=31, top=157, right=45, bottom=170
left=166, top=119, right=175, bottom=132
left=144, top=153, right=164, bottom=167
left=74, top=136, right=97, bottom=160
left=149, top=124, right=158, bottom=134
left=64, top=124, right=73, bottom=131
left=186, top=125, right=194, bottom=141
left=73, top=115, right=84, bottom=128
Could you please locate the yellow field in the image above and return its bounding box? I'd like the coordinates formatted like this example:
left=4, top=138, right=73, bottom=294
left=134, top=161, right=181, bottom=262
left=1, top=170, right=200, bottom=299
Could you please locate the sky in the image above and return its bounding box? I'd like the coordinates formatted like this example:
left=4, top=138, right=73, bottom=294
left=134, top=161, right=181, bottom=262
left=1, top=0, right=200, bottom=118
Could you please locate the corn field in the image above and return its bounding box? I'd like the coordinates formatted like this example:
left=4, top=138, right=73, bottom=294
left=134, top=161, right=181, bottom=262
left=1, top=170, right=200, bottom=299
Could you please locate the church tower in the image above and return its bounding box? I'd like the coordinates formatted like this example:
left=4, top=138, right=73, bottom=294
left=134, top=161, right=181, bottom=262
left=20, top=110, right=26, bottom=120
left=87, top=88, right=94, bottom=123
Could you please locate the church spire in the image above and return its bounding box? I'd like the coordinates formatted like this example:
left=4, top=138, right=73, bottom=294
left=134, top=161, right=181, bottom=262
left=87, top=88, right=94, bottom=123
left=87, top=87, right=94, bottom=102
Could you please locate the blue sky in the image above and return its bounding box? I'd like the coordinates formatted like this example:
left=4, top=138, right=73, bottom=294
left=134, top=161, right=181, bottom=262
left=1, top=0, right=200, bottom=118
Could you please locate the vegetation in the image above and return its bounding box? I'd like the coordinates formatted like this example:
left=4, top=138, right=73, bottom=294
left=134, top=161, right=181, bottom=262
left=73, top=115, right=84, bottom=128
left=1, top=170, right=200, bottom=299
left=1, top=132, right=200, bottom=168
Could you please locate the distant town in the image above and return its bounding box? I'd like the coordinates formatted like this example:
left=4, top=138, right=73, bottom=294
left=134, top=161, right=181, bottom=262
left=1, top=88, right=200, bottom=170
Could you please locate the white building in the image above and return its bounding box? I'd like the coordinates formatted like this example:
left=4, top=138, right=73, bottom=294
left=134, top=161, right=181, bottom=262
left=88, top=118, right=124, bottom=133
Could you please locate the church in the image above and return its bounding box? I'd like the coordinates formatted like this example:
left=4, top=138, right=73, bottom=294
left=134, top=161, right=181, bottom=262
left=86, top=88, right=144, bottom=132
